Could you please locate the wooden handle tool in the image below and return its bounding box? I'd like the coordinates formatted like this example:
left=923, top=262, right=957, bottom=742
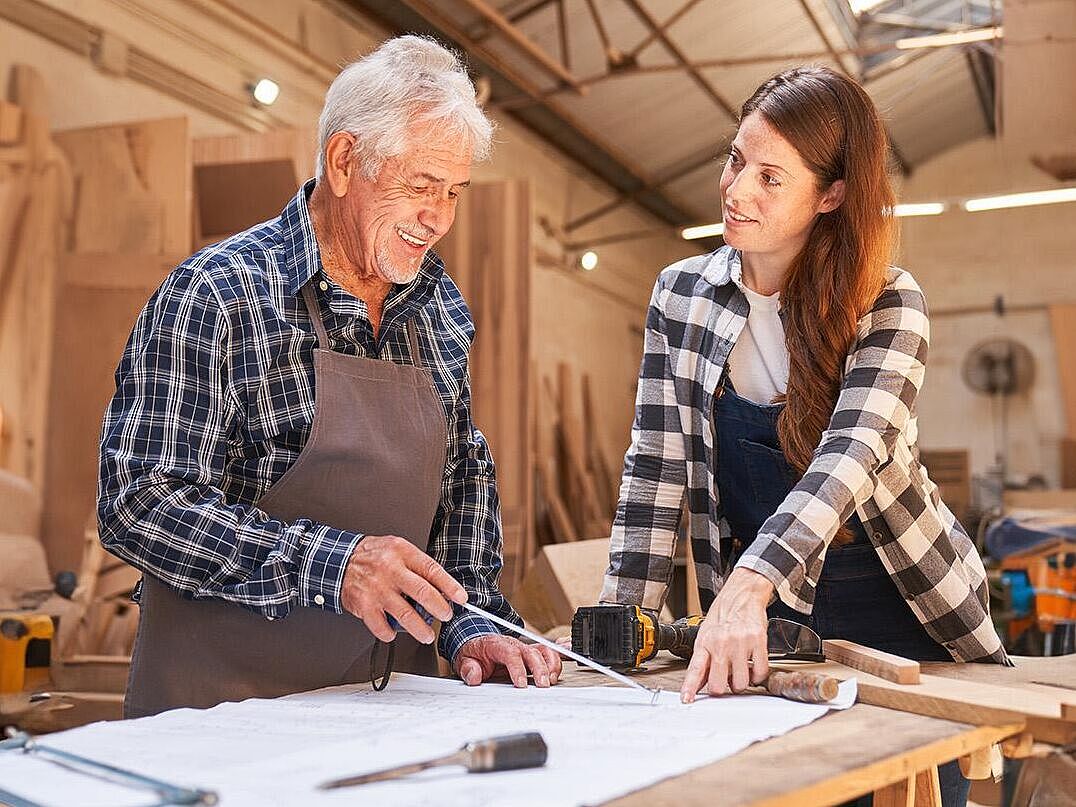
left=318, top=732, right=548, bottom=790
left=760, top=670, right=840, bottom=703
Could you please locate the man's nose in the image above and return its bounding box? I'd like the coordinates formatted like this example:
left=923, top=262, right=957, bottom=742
left=418, top=197, right=453, bottom=236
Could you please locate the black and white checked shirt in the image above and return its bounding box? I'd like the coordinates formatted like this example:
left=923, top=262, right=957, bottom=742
left=601, top=247, right=1009, bottom=664
left=97, top=181, right=521, bottom=663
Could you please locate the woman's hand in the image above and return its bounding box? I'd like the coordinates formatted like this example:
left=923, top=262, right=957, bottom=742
left=680, top=568, right=775, bottom=703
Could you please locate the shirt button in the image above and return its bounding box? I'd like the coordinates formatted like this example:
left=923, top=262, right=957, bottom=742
left=313, top=593, right=326, bottom=606
left=318, top=280, right=329, bottom=292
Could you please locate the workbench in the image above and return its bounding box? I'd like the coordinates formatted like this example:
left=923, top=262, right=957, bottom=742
left=558, top=653, right=1073, bottom=806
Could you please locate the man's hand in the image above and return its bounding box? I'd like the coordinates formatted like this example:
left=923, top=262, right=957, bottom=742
left=680, top=568, right=775, bottom=703
left=454, top=635, right=562, bottom=688
left=341, top=535, right=467, bottom=645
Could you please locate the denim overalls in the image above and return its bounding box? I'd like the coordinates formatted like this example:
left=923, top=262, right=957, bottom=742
left=714, top=377, right=970, bottom=807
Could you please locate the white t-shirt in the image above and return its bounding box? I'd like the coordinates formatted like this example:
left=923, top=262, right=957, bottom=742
left=728, top=283, right=789, bottom=405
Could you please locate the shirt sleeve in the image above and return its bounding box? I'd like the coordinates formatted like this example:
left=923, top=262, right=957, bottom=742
left=735, top=275, right=929, bottom=612
left=432, top=360, right=523, bottom=664
left=97, top=266, right=362, bottom=619
left=599, top=272, right=688, bottom=610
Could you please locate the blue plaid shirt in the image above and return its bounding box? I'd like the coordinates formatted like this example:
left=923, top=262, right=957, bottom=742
left=97, top=180, right=520, bottom=663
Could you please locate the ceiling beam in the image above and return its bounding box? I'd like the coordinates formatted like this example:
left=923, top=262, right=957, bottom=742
left=964, top=48, right=997, bottom=136
left=620, top=0, right=738, bottom=121
left=626, top=0, right=706, bottom=62
left=565, top=143, right=724, bottom=232
left=346, top=0, right=710, bottom=240
left=795, top=0, right=912, bottom=176
left=452, top=0, right=584, bottom=93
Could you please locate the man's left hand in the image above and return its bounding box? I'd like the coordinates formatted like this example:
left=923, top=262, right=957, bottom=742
left=454, top=635, right=562, bottom=688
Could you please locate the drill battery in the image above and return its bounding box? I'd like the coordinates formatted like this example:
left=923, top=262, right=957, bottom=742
left=571, top=605, right=701, bottom=669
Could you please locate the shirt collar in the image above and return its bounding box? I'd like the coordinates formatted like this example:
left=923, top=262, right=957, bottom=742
left=280, top=179, right=322, bottom=297
left=278, top=178, right=445, bottom=317
left=700, top=245, right=741, bottom=288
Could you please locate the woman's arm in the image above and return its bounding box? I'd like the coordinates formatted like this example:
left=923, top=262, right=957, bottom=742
left=735, top=270, right=929, bottom=612
left=599, top=271, right=689, bottom=610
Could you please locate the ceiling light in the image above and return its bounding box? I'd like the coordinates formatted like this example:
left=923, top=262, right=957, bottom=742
left=681, top=223, right=725, bottom=240
left=893, top=203, right=946, bottom=217
left=251, top=78, right=280, bottom=106
left=580, top=250, right=598, bottom=271
left=964, top=187, right=1076, bottom=212
left=895, top=27, right=1002, bottom=51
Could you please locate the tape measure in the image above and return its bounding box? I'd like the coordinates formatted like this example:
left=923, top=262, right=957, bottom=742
left=0, top=613, right=54, bottom=693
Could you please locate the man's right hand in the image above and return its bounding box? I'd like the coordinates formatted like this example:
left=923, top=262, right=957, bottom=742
left=340, top=535, right=467, bottom=644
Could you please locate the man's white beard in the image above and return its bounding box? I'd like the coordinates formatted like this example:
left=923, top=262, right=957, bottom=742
left=376, top=247, right=423, bottom=284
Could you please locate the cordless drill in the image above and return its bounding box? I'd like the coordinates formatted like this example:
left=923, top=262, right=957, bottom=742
left=570, top=605, right=701, bottom=670
left=570, top=604, right=839, bottom=704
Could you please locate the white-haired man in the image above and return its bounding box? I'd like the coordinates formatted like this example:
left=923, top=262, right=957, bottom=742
left=98, top=35, right=559, bottom=717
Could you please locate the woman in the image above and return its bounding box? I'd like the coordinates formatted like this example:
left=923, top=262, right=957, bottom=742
left=600, top=66, right=1009, bottom=807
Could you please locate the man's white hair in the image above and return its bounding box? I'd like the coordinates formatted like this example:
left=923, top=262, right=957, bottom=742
left=316, top=35, right=493, bottom=180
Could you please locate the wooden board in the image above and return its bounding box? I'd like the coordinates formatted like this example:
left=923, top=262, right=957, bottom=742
left=39, top=254, right=181, bottom=574
left=436, top=181, right=532, bottom=593
left=192, top=128, right=316, bottom=187
left=54, top=117, right=190, bottom=255
left=780, top=660, right=1076, bottom=745
left=823, top=639, right=921, bottom=684
left=558, top=655, right=1022, bottom=807
left=1051, top=304, right=1076, bottom=438
left=0, top=94, right=68, bottom=491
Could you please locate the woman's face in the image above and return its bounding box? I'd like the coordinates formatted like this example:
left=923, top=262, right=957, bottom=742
left=718, top=112, right=843, bottom=262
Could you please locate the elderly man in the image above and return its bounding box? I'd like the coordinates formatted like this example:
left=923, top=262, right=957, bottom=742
left=98, top=35, right=559, bottom=718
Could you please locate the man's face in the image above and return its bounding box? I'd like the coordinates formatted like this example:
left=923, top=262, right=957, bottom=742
left=345, top=128, right=473, bottom=284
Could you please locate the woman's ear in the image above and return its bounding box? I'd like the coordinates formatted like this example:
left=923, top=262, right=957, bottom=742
left=818, top=179, right=846, bottom=214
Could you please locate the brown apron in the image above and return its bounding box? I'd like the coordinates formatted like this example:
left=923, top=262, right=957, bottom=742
left=125, top=281, right=447, bottom=718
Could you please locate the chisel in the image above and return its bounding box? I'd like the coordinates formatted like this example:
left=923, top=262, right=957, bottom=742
left=318, top=732, right=548, bottom=790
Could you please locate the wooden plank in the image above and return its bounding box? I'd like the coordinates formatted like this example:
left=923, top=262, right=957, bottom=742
left=914, top=767, right=942, bottom=807
left=0, top=100, right=22, bottom=145
left=39, top=254, right=182, bottom=574
left=874, top=775, right=913, bottom=807
left=823, top=639, right=921, bottom=684
left=558, top=654, right=1023, bottom=805
left=54, top=117, right=191, bottom=254
left=1050, top=304, right=1076, bottom=437
left=7, top=65, right=48, bottom=118
left=0, top=95, right=67, bottom=492
left=192, top=128, right=316, bottom=185
left=922, top=654, right=1076, bottom=691
left=436, top=181, right=532, bottom=592
left=783, top=660, right=1076, bottom=745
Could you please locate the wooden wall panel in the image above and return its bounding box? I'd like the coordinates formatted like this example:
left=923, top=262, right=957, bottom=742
left=436, top=181, right=533, bottom=593
left=38, top=116, right=190, bottom=573
left=54, top=117, right=190, bottom=255
left=0, top=69, right=70, bottom=496
left=1050, top=304, right=1076, bottom=438
left=40, top=255, right=180, bottom=574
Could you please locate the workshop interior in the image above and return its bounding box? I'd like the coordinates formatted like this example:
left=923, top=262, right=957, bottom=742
left=1, top=1, right=1075, bottom=806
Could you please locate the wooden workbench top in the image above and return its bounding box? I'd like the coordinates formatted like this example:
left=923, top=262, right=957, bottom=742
left=558, top=655, right=1024, bottom=806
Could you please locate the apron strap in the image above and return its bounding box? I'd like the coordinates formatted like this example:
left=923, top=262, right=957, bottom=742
left=300, top=282, right=331, bottom=350
left=405, top=319, right=425, bottom=370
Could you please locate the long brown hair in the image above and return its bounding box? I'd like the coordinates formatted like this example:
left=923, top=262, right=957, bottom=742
left=740, top=67, right=896, bottom=539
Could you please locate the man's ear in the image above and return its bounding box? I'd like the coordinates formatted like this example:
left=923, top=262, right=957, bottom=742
left=818, top=179, right=846, bottom=214
left=322, top=131, right=357, bottom=198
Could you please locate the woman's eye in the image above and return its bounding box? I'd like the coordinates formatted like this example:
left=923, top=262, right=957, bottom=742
left=762, top=174, right=781, bottom=187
